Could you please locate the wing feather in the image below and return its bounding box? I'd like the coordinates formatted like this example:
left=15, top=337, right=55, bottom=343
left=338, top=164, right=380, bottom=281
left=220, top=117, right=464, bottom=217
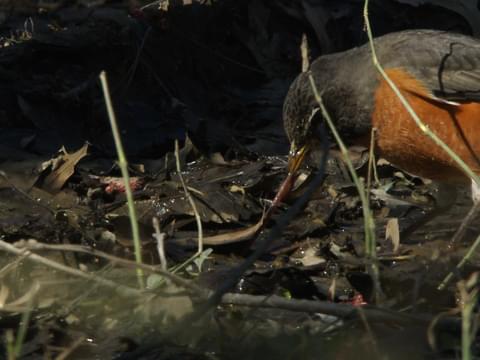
left=376, top=30, right=480, bottom=102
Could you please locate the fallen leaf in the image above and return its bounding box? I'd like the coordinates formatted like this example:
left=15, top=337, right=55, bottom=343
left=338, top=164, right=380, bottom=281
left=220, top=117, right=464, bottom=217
left=386, top=218, right=400, bottom=253
left=176, top=213, right=266, bottom=246
left=41, top=143, right=89, bottom=193
left=202, top=214, right=265, bottom=245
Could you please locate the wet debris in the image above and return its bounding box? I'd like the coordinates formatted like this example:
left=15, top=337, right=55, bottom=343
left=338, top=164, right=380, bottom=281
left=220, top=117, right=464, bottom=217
left=0, top=1, right=480, bottom=359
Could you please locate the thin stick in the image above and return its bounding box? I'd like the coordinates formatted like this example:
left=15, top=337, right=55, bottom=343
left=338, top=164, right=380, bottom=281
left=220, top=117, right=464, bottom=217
left=449, top=202, right=480, bottom=247
left=174, top=139, right=203, bottom=255
left=0, top=239, right=143, bottom=298
left=124, top=26, right=152, bottom=92
left=458, top=275, right=479, bottom=360
left=438, top=234, right=480, bottom=290
left=301, top=33, right=310, bottom=72
left=54, top=336, right=87, bottom=360
left=0, top=254, right=28, bottom=278
left=153, top=217, right=168, bottom=271
left=13, top=291, right=34, bottom=358
left=6, top=329, right=14, bottom=360
left=0, top=172, right=54, bottom=214
left=357, top=308, right=382, bottom=358
left=18, top=240, right=205, bottom=296
left=99, top=71, right=144, bottom=289
left=220, top=293, right=461, bottom=330
left=367, top=127, right=379, bottom=198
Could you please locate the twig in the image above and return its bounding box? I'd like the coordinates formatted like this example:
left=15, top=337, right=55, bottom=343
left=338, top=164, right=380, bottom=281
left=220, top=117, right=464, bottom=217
left=54, top=336, right=87, bottom=360
left=220, top=293, right=461, bottom=330
left=7, top=281, right=40, bottom=308
left=99, top=71, right=144, bottom=289
left=301, top=33, right=309, bottom=72
left=152, top=217, right=168, bottom=271
left=171, top=24, right=265, bottom=75
left=6, top=330, right=15, bottom=360
left=438, top=234, right=480, bottom=290
left=141, top=0, right=167, bottom=11
left=427, top=307, right=460, bottom=350
left=0, top=172, right=54, bottom=214
left=0, top=239, right=143, bottom=298
left=358, top=308, right=381, bottom=358
left=124, top=26, right=152, bottom=92
left=366, top=127, right=379, bottom=198
left=17, top=240, right=205, bottom=296
left=174, top=139, right=203, bottom=255
left=0, top=254, right=28, bottom=278
left=13, top=293, right=34, bottom=358
left=449, top=201, right=480, bottom=247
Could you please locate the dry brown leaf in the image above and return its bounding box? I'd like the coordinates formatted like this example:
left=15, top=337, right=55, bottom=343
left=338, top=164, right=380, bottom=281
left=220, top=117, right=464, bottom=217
left=202, top=213, right=265, bottom=245
left=386, top=218, right=400, bottom=253
left=41, top=143, right=89, bottom=193
left=0, top=285, right=10, bottom=307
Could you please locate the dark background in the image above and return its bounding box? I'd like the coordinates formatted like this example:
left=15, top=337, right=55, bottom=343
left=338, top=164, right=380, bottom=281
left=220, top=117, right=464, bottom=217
left=1, top=0, right=479, bottom=162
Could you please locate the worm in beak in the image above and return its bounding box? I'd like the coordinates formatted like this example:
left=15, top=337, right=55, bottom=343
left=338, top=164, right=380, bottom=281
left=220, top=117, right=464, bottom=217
left=269, top=144, right=310, bottom=212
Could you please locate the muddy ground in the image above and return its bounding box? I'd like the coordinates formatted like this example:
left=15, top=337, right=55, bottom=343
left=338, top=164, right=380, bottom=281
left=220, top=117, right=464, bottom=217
left=1, top=1, right=480, bottom=359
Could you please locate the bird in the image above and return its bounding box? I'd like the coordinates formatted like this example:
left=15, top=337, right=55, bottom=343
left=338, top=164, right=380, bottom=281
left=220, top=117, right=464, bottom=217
left=282, top=29, right=480, bottom=238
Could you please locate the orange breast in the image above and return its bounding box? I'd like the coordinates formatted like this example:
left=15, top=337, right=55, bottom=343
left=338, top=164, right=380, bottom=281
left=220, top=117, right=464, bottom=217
left=372, top=68, right=480, bottom=183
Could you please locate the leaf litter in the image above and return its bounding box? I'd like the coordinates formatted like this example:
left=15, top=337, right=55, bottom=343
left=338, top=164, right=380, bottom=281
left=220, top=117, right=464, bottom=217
left=0, top=1, right=480, bottom=359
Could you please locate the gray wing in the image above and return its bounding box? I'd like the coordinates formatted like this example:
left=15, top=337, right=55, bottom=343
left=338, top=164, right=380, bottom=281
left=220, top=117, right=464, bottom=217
left=377, top=30, right=480, bottom=101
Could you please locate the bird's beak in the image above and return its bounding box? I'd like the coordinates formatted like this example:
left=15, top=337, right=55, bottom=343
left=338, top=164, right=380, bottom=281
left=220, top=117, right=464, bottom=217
left=287, top=144, right=309, bottom=175
left=268, top=143, right=309, bottom=211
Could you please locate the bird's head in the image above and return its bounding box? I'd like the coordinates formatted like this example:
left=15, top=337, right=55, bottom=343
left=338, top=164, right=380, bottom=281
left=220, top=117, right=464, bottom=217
left=283, top=72, right=322, bottom=175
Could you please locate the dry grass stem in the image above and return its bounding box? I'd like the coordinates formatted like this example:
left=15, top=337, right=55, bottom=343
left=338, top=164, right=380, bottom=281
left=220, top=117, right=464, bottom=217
left=449, top=202, right=480, bottom=246
left=301, top=33, right=309, bottom=72
left=153, top=217, right=168, bottom=271
left=54, top=336, right=87, bottom=360
left=174, top=139, right=203, bottom=255
left=438, top=233, right=480, bottom=290
left=0, top=239, right=143, bottom=298
left=220, top=293, right=461, bottom=330
left=16, top=240, right=204, bottom=296
left=99, top=71, right=144, bottom=288
left=366, top=126, right=379, bottom=197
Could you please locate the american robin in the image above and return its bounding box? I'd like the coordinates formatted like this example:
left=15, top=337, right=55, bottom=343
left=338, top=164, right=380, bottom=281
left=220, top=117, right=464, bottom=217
left=283, top=29, right=480, bottom=234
